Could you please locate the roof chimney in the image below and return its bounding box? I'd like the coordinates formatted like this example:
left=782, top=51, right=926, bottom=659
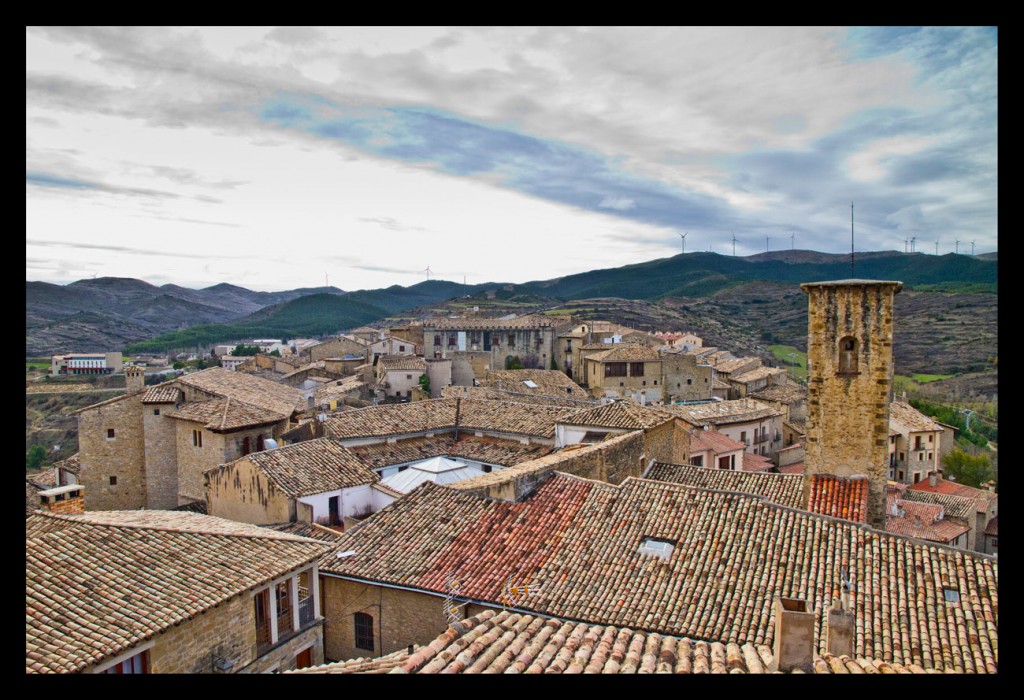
left=124, top=365, right=146, bottom=394
left=929, top=471, right=938, bottom=488
left=826, top=603, right=855, bottom=658
left=38, top=485, right=85, bottom=515
left=769, top=597, right=816, bottom=673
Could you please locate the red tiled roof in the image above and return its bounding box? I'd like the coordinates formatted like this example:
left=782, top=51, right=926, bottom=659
left=689, top=429, right=745, bottom=455
left=910, top=478, right=997, bottom=514
left=807, top=475, right=869, bottom=523
left=645, top=463, right=804, bottom=508
left=323, top=474, right=998, bottom=672
left=984, top=516, right=997, bottom=537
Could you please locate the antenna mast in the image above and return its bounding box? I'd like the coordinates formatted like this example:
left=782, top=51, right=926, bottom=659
left=850, top=201, right=855, bottom=277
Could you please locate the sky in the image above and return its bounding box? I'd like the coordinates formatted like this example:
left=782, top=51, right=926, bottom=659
left=27, top=26, right=998, bottom=293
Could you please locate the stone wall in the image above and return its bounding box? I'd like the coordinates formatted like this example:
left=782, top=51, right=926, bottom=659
left=661, top=353, right=713, bottom=402
left=801, top=281, right=902, bottom=530
left=310, top=337, right=368, bottom=363
left=206, top=457, right=294, bottom=525
left=448, top=351, right=492, bottom=386
left=451, top=430, right=646, bottom=501
left=148, top=590, right=256, bottom=674
left=78, top=395, right=147, bottom=511
left=176, top=421, right=287, bottom=504
left=143, top=402, right=179, bottom=509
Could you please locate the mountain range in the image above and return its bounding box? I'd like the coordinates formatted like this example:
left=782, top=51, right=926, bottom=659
left=26, top=250, right=996, bottom=360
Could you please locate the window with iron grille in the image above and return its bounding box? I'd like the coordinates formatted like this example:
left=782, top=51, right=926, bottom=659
left=354, top=612, right=374, bottom=650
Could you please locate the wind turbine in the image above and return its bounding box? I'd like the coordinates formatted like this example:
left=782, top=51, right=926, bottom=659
left=678, top=231, right=687, bottom=254
left=935, top=240, right=939, bottom=255
left=910, top=236, right=917, bottom=253
left=765, top=235, right=770, bottom=253
left=955, top=239, right=960, bottom=254
left=423, top=265, right=432, bottom=281
left=731, top=232, right=737, bottom=256
left=904, top=238, right=909, bottom=254
left=971, top=240, right=976, bottom=256
left=790, top=231, right=795, bottom=250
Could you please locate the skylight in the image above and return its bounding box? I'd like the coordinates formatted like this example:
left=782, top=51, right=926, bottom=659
left=943, top=587, right=960, bottom=604
left=638, top=537, right=675, bottom=559
left=522, top=380, right=539, bottom=389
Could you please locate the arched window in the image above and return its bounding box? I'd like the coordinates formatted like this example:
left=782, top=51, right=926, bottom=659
left=242, top=436, right=250, bottom=456
left=256, top=434, right=265, bottom=452
left=838, top=336, right=859, bottom=374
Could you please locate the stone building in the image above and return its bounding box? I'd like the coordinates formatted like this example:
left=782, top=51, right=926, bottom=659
left=659, top=348, right=714, bottom=402
left=374, top=355, right=428, bottom=402
left=887, top=399, right=945, bottom=485
left=72, top=367, right=303, bottom=511
left=423, top=315, right=570, bottom=372
left=582, top=344, right=663, bottom=403
left=26, top=510, right=331, bottom=674
left=801, top=280, right=903, bottom=530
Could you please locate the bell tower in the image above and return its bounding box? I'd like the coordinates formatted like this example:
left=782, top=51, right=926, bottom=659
left=801, top=279, right=902, bottom=529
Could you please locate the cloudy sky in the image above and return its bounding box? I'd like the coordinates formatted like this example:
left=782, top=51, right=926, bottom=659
left=27, top=26, right=997, bottom=292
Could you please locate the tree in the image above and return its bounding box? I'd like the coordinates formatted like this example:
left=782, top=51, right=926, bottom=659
left=268, top=349, right=281, bottom=357
left=419, top=373, right=431, bottom=395
left=231, top=344, right=261, bottom=356
left=27, top=445, right=46, bottom=472
left=942, top=448, right=995, bottom=489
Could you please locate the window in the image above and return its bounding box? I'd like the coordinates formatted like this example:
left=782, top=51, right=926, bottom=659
left=482, top=464, right=492, bottom=473
left=192, top=429, right=203, bottom=447
left=638, top=537, right=675, bottom=559
left=629, top=362, right=645, bottom=377
left=690, top=455, right=703, bottom=467
left=354, top=612, right=375, bottom=651
left=256, top=434, right=265, bottom=451
left=242, top=437, right=251, bottom=456
left=838, top=336, right=859, bottom=374
left=508, top=334, right=515, bottom=346
left=101, top=650, right=149, bottom=674
left=109, top=476, right=117, bottom=486
left=687, top=378, right=692, bottom=385
left=153, top=409, right=160, bottom=416
left=740, top=431, right=747, bottom=444
left=943, top=588, right=960, bottom=604
left=434, top=335, right=441, bottom=346
left=914, top=473, right=921, bottom=483
left=406, top=374, right=412, bottom=380
left=106, top=428, right=116, bottom=439
left=606, top=362, right=627, bottom=377
left=399, top=345, right=405, bottom=352
left=718, top=455, right=731, bottom=469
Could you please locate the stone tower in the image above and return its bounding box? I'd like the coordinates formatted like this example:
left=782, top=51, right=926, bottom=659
left=124, top=365, right=146, bottom=394
left=800, top=280, right=902, bottom=530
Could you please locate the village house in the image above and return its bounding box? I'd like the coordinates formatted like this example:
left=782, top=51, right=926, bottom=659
left=726, top=365, right=788, bottom=399
left=888, top=399, right=945, bottom=484
left=660, top=398, right=784, bottom=460
left=368, top=334, right=418, bottom=363
left=51, top=351, right=123, bottom=376
left=653, top=330, right=703, bottom=350
left=307, top=335, right=370, bottom=364
left=26, top=510, right=331, bottom=674
left=71, top=366, right=303, bottom=512
left=658, top=346, right=714, bottom=402
left=373, top=355, right=428, bottom=402
left=219, top=355, right=248, bottom=372
left=474, top=368, right=589, bottom=402
left=423, top=314, right=570, bottom=371
left=910, top=473, right=998, bottom=555
left=553, top=400, right=689, bottom=464
left=886, top=481, right=971, bottom=548
left=683, top=428, right=746, bottom=470
left=582, top=343, right=663, bottom=404
left=205, top=438, right=389, bottom=528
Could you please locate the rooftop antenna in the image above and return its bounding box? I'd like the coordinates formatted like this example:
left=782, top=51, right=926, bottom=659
left=850, top=201, right=855, bottom=277
left=678, top=231, right=687, bottom=254
left=971, top=240, right=976, bottom=256
left=731, top=232, right=737, bottom=256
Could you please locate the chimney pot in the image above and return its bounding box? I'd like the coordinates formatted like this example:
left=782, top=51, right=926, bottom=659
left=769, top=597, right=816, bottom=673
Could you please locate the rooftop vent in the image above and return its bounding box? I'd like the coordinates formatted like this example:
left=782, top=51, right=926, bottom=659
left=638, top=537, right=675, bottom=559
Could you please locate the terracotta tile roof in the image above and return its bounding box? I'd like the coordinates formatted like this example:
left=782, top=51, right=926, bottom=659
left=479, top=369, right=587, bottom=396
left=265, top=521, right=345, bottom=542
left=170, top=499, right=207, bottom=514
left=807, top=475, right=869, bottom=523
left=285, top=647, right=413, bottom=674
left=26, top=511, right=331, bottom=674
left=425, top=315, right=556, bottom=330
left=777, top=463, right=804, bottom=475
left=660, top=399, right=783, bottom=426
left=378, top=355, right=427, bottom=372
left=441, top=385, right=597, bottom=408
left=885, top=487, right=971, bottom=544
left=346, top=435, right=553, bottom=470
left=712, top=378, right=731, bottom=390
left=140, top=385, right=182, bottom=404
left=889, top=401, right=944, bottom=433
left=52, top=452, right=80, bottom=475
left=713, top=357, right=761, bottom=375
left=749, top=383, right=807, bottom=404
left=558, top=401, right=674, bottom=430
left=174, top=367, right=303, bottom=418
left=910, top=478, right=997, bottom=514
left=984, top=517, right=997, bottom=537
left=27, top=470, right=57, bottom=488
left=690, top=430, right=745, bottom=455
left=901, top=488, right=976, bottom=521
left=323, top=474, right=998, bottom=672
left=580, top=342, right=616, bottom=350
left=645, top=463, right=804, bottom=508
left=325, top=398, right=578, bottom=441
left=740, top=453, right=775, bottom=473
left=213, top=438, right=378, bottom=497
left=586, top=345, right=661, bottom=363
left=730, top=366, right=787, bottom=384
left=336, top=609, right=929, bottom=674
left=166, top=396, right=285, bottom=431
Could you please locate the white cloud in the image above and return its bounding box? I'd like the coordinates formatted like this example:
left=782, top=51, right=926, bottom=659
left=598, top=196, right=637, bottom=211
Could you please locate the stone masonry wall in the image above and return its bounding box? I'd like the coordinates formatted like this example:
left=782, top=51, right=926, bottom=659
left=78, top=395, right=147, bottom=511
left=206, top=457, right=294, bottom=525
left=143, top=404, right=179, bottom=509
left=802, top=281, right=901, bottom=530
left=321, top=577, right=452, bottom=662
left=148, top=590, right=257, bottom=674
